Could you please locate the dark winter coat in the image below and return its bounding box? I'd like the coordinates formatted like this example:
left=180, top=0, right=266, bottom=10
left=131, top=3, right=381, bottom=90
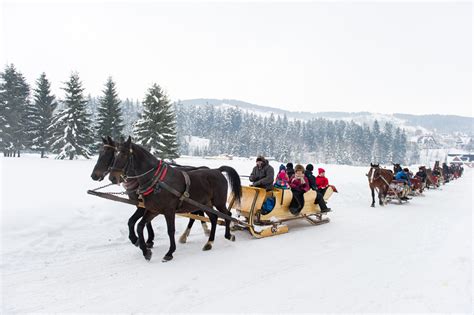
left=286, top=166, right=295, bottom=179
left=249, top=159, right=275, bottom=190
left=304, top=170, right=317, bottom=190
left=415, top=170, right=427, bottom=181
left=395, top=171, right=411, bottom=185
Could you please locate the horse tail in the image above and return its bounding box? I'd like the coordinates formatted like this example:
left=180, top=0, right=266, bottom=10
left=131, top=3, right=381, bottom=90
left=218, top=166, right=242, bottom=204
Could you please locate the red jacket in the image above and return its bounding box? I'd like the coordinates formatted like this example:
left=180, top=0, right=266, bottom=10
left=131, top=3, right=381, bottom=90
left=316, top=175, right=329, bottom=190
left=289, top=175, right=310, bottom=192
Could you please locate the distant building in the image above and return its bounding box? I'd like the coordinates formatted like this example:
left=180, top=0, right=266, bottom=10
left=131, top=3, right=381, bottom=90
left=455, top=136, right=473, bottom=150
left=447, top=150, right=474, bottom=167
left=417, top=135, right=441, bottom=149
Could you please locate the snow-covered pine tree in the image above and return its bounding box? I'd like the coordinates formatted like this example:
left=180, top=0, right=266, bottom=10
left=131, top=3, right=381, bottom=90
left=399, top=130, right=408, bottom=164
left=29, top=73, right=57, bottom=157
left=121, top=98, right=141, bottom=137
left=371, top=120, right=382, bottom=163
left=95, top=77, right=124, bottom=143
left=381, top=122, right=394, bottom=164
left=49, top=72, right=95, bottom=159
left=134, top=84, right=179, bottom=159
left=0, top=64, right=30, bottom=157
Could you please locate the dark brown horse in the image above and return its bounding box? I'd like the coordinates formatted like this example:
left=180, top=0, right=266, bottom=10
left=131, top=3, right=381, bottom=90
left=367, top=163, right=394, bottom=207
left=424, top=167, right=439, bottom=189
left=393, top=163, right=402, bottom=174
left=109, top=137, right=242, bottom=262
left=90, top=136, right=210, bottom=248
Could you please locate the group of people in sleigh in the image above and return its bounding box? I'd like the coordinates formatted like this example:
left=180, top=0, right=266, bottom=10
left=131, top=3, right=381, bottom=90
left=248, top=156, right=332, bottom=215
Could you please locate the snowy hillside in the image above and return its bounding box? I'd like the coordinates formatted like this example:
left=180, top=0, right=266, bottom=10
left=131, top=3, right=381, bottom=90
left=179, top=99, right=473, bottom=135
left=1, top=155, right=472, bottom=313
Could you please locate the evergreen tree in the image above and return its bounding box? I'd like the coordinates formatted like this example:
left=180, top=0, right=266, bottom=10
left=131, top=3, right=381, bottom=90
left=29, top=73, right=57, bottom=157
left=392, top=127, right=402, bottom=163
left=134, top=84, right=179, bottom=159
left=49, top=73, right=94, bottom=159
left=371, top=120, right=382, bottom=163
left=399, top=130, right=408, bottom=164
left=96, top=77, right=124, bottom=143
left=0, top=64, right=30, bottom=157
left=381, top=122, right=394, bottom=163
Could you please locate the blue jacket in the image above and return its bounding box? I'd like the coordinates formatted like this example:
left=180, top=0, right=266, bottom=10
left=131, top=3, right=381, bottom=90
left=395, top=171, right=411, bottom=185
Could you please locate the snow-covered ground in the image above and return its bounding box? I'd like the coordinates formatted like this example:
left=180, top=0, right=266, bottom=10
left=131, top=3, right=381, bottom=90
left=1, top=155, right=472, bottom=313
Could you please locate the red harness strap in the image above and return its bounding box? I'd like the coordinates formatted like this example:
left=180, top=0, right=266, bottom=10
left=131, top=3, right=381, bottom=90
left=143, top=161, right=167, bottom=196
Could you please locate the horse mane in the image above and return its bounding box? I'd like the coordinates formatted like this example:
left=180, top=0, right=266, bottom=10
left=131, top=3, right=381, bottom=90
left=131, top=143, right=159, bottom=163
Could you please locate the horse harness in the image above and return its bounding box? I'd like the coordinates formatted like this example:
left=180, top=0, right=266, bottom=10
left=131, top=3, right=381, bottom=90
left=128, top=160, right=191, bottom=210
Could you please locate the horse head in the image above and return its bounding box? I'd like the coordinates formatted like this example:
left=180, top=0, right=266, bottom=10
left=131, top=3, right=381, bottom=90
left=393, top=163, right=402, bottom=173
left=109, top=136, right=133, bottom=185
left=91, top=136, right=116, bottom=181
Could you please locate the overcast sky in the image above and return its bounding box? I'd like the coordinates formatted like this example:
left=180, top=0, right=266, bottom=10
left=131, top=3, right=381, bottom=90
left=1, top=0, right=472, bottom=116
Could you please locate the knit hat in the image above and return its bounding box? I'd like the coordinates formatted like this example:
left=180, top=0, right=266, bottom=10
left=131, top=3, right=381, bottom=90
left=306, top=164, right=314, bottom=171
left=286, top=162, right=293, bottom=169
left=256, top=156, right=264, bottom=162
left=295, top=164, right=305, bottom=172
left=279, top=164, right=286, bottom=171
left=403, top=168, right=409, bottom=172
left=318, top=168, right=325, bottom=174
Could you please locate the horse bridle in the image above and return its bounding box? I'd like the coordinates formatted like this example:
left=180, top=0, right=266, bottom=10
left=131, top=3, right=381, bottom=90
left=110, top=145, right=157, bottom=182
left=368, top=167, right=390, bottom=185
left=100, top=144, right=117, bottom=177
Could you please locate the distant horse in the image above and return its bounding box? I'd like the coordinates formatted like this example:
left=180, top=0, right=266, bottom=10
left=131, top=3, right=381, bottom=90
left=433, top=161, right=444, bottom=185
left=424, top=167, right=438, bottom=189
left=393, top=163, right=402, bottom=174
left=410, top=177, right=424, bottom=195
left=367, top=163, right=394, bottom=207
left=109, top=137, right=242, bottom=262
left=90, top=136, right=210, bottom=248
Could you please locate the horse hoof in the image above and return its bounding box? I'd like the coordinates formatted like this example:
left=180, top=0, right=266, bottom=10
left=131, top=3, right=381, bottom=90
left=146, top=241, right=154, bottom=248
left=162, top=255, right=173, bottom=262
left=179, top=235, right=187, bottom=244
left=202, top=243, right=212, bottom=251
left=144, top=249, right=152, bottom=261
left=370, top=204, right=375, bottom=208
left=226, top=234, right=236, bottom=242
left=134, top=239, right=140, bottom=247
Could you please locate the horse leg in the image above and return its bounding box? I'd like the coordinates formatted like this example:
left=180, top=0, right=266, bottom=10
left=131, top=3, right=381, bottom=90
left=203, top=213, right=218, bottom=251
left=136, top=211, right=157, bottom=261
left=128, top=207, right=145, bottom=246
left=179, top=210, right=210, bottom=244
left=145, top=222, right=154, bottom=248
left=378, top=191, right=384, bottom=206
left=196, top=210, right=210, bottom=236
left=370, top=187, right=375, bottom=207
left=179, top=216, right=195, bottom=244
left=216, top=205, right=235, bottom=242
left=163, top=211, right=176, bottom=262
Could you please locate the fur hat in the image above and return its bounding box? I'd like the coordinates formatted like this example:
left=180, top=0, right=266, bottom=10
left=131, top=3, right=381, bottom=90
left=294, top=164, right=305, bottom=172
left=286, top=162, right=293, bottom=169
left=306, top=164, right=314, bottom=172
left=403, top=168, right=409, bottom=172
left=318, top=168, right=325, bottom=174
left=256, top=156, right=264, bottom=162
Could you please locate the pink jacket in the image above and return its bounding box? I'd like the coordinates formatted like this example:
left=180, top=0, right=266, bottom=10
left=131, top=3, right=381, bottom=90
left=289, top=175, right=310, bottom=192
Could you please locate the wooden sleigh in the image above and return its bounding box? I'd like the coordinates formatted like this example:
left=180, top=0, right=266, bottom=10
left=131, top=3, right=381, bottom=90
left=385, top=180, right=411, bottom=204
left=226, top=186, right=334, bottom=238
